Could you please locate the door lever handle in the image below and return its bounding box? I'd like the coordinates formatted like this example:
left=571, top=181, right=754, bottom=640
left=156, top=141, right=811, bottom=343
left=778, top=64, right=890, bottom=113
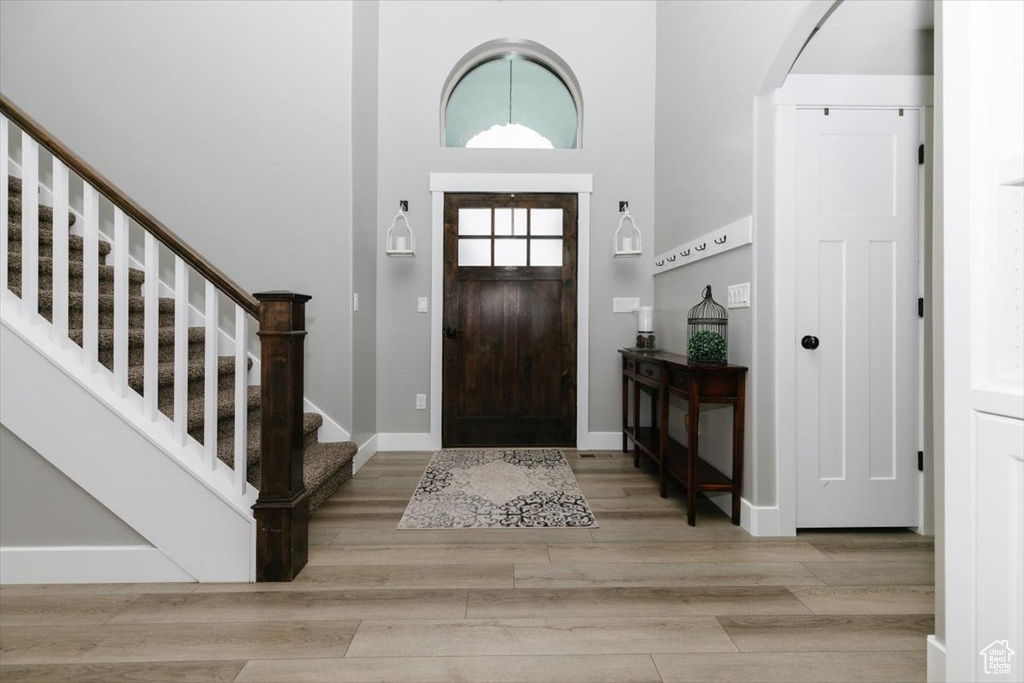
left=443, top=326, right=460, bottom=339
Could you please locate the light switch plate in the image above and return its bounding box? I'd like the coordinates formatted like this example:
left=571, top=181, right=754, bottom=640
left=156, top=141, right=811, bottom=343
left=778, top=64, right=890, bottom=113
left=353, top=293, right=360, bottom=312
left=415, top=394, right=427, bottom=410
left=727, top=283, right=750, bottom=309
left=417, top=297, right=428, bottom=313
left=613, top=297, right=640, bottom=313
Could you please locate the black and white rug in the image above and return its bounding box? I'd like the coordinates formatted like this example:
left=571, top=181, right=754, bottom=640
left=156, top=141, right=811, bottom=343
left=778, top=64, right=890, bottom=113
left=398, top=449, right=598, bottom=529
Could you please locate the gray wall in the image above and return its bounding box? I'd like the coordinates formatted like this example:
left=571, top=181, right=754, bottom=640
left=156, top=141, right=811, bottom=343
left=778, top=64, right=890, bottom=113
left=0, top=424, right=147, bottom=547
left=792, top=29, right=934, bottom=75
left=0, top=0, right=355, bottom=428
left=351, top=0, right=380, bottom=445
left=375, top=0, right=657, bottom=435
left=653, top=0, right=811, bottom=506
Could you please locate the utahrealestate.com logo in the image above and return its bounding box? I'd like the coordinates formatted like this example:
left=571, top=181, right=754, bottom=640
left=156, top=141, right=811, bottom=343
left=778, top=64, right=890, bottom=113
left=980, top=640, right=1016, bottom=676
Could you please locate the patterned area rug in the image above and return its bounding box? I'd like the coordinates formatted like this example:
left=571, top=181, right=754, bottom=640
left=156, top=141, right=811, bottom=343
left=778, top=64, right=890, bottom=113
left=398, top=449, right=598, bottom=529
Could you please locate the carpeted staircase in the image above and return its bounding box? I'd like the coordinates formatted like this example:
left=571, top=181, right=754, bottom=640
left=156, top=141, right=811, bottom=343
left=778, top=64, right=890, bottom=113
left=6, top=176, right=356, bottom=513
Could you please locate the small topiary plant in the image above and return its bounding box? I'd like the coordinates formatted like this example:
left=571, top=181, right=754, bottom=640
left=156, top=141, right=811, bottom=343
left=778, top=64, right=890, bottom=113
left=688, top=330, right=727, bottom=364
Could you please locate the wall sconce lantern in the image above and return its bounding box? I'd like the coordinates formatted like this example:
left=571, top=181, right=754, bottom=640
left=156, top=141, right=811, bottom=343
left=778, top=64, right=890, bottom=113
left=613, top=201, right=642, bottom=257
left=385, top=200, right=415, bottom=257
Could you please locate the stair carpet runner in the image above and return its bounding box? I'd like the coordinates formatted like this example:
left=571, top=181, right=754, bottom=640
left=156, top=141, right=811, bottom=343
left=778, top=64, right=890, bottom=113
left=5, top=176, right=356, bottom=513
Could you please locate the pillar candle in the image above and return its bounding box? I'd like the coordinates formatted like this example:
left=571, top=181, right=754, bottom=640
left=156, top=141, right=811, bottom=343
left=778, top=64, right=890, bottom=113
left=638, top=306, right=653, bottom=332
left=395, top=235, right=408, bottom=251
left=621, top=236, right=634, bottom=252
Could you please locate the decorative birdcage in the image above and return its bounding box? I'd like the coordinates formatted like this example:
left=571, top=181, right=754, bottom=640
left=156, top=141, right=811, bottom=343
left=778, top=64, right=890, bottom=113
left=687, top=285, right=728, bottom=364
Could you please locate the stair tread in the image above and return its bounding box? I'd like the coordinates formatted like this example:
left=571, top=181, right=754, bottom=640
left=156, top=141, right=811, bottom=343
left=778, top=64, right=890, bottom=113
left=303, top=440, right=358, bottom=495
left=8, top=221, right=110, bottom=256
left=68, top=324, right=205, bottom=348
left=9, top=253, right=146, bottom=282
left=126, top=355, right=243, bottom=389
left=8, top=195, right=78, bottom=226
left=225, top=412, right=322, bottom=469
left=39, top=290, right=174, bottom=312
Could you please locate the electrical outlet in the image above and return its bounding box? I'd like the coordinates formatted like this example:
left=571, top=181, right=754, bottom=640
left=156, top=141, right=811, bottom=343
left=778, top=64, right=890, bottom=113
left=727, top=283, right=750, bottom=309
left=353, top=293, right=360, bottom=312
left=417, top=297, right=428, bottom=313
left=613, top=297, right=640, bottom=313
left=415, top=394, right=427, bottom=410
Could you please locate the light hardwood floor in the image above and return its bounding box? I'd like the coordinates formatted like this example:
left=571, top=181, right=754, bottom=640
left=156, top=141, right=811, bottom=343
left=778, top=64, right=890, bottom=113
left=0, top=450, right=934, bottom=682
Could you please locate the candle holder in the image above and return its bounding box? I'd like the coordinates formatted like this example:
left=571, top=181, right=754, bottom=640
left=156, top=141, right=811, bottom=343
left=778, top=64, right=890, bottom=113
left=636, top=305, right=656, bottom=349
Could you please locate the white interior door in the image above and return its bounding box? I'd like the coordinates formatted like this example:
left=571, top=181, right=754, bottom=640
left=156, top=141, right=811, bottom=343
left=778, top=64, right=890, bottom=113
left=795, top=107, right=920, bottom=528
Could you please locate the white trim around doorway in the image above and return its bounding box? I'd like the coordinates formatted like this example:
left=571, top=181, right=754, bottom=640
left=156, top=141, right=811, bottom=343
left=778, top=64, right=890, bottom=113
left=429, top=173, right=594, bottom=451
left=762, top=76, right=933, bottom=536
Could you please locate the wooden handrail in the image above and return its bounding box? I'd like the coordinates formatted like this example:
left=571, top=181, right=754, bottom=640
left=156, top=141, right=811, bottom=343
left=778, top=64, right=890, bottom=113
left=0, top=92, right=259, bottom=317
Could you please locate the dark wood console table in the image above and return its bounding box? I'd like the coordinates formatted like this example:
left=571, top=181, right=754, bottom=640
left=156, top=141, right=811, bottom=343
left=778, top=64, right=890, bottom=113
left=619, top=348, right=747, bottom=526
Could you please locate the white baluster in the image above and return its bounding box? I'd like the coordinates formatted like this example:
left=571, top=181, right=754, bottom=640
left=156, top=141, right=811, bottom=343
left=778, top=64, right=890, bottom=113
left=1, top=117, right=8, bottom=296
left=112, top=208, right=129, bottom=395
left=173, top=257, right=189, bottom=446
left=204, top=281, right=219, bottom=469
left=82, top=184, right=99, bottom=370
left=233, top=306, right=248, bottom=495
left=51, top=159, right=70, bottom=347
left=143, top=232, right=159, bottom=419
left=21, top=136, right=39, bottom=324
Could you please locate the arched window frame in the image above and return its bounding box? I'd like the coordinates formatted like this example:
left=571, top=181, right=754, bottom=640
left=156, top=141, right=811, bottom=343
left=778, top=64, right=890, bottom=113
left=439, top=38, right=585, bottom=149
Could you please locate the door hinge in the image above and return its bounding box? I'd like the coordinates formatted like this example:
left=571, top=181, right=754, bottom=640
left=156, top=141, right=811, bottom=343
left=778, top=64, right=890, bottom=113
left=918, top=450, right=924, bottom=472
left=918, top=297, right=924, bottom=318
left=919, top=144, right=925, bottom=165
left=824, top=107, right=829, bottom=116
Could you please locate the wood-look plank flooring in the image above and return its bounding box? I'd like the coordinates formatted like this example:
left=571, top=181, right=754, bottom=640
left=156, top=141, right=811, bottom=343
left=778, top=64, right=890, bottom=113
left=0, top=450, right=934, bottom=682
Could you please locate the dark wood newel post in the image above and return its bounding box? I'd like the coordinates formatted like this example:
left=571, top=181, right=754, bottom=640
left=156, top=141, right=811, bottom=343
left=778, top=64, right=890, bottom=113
left=253, top=291, right=312, bottom=582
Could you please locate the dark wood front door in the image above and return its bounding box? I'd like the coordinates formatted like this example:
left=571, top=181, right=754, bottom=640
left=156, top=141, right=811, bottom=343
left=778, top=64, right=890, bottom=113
left=442, top=193, right=577, bottom=447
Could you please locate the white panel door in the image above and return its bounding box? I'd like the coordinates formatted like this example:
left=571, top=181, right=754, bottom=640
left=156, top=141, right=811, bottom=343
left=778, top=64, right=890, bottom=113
left=795, top=108, right=919, bottom=527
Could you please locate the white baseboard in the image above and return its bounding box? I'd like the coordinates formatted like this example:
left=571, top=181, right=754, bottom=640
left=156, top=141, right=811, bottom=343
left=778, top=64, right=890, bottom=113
left=352, top=434, right=378, bottom=474
left=377, top=432, right=438, bottom=452
left=0, top=546, right=194, bottom=584
left=926, top=635, right=946, bottom=683
left=304, top=397, right=351, bottom=443
left=377, top=432, right=627, bottom=453
left=741, top=499, right=790, bottom=536
left=583, top=432, right=624, bottom=451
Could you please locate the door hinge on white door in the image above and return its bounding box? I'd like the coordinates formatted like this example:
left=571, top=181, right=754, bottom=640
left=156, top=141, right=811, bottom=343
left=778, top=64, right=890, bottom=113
left=919, top=144, right=925, bottom=165
left=918, top=297, right=924, bottom=318
left=918, top=450, right=924, bottom=472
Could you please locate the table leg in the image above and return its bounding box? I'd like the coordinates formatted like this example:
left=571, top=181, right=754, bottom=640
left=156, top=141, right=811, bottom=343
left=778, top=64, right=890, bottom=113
left=658, top=379, right=669, bottom=498
left=632, top=379, right=642, bottom=468
left=621, top=372, right=629, bottom=453
left=686, top=375, right=701, bottom=526
left=731, top=375, right=746, bottom=526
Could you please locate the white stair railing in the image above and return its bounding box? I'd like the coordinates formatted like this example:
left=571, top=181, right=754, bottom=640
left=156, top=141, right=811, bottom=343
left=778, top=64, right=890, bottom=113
left=1, top=113, right=257, bottom=504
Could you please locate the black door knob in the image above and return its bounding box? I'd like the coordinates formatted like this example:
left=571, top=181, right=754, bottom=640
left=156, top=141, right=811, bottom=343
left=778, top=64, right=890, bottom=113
left=443, top=326, right=459, bottom=339
left=801, top=335, right=820, bottom=350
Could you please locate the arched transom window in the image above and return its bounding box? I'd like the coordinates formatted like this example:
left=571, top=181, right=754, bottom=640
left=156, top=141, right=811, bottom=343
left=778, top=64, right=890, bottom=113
left=441, top=39, right=583, bottom=149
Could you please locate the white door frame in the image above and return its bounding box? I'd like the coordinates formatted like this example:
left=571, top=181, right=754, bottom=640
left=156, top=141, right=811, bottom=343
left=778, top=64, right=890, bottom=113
left=428, top=173, right=593, bottom=450
left=768, top=76, right=933, bottom=535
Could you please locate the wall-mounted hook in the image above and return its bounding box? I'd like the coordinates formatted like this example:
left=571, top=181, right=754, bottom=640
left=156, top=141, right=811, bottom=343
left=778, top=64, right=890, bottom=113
left=667, top=254, right=676, bottom=262
left=681, top=249, right=691, bottom=257
left=694, top=243, right=707, bottom=252
left=655, top=260, right=664, bottom=267
left=399, top=200, right=409, bottom=212
left=619, top=201, right=629, bottom=213
left=714, top=235, right=727, bottom=245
